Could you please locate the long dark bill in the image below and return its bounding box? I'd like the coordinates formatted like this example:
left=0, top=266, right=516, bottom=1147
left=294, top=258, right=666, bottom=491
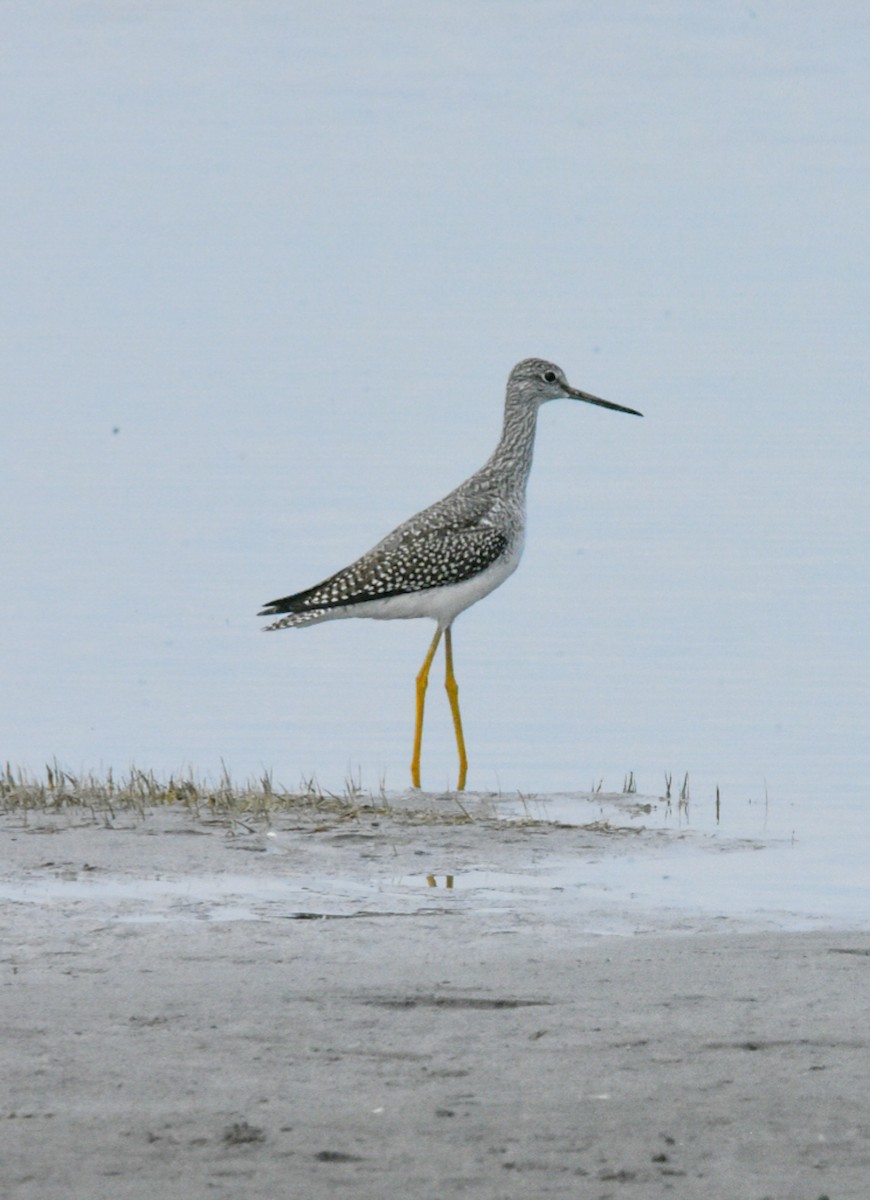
left=563, top=383, right=643, bottom=417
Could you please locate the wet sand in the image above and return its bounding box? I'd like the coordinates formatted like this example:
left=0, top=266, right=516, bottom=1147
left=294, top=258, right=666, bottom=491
left=3, top=803, right=868, bottom=1199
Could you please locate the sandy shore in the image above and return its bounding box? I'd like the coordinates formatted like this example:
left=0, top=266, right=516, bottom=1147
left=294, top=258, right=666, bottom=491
left=2, top=802, right=868, bottom=1199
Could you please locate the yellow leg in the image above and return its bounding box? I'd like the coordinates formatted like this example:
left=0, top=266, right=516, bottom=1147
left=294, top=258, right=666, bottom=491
left=411, top=627, right=443, bottom=789
left=444, top=626, right=468, bottom=791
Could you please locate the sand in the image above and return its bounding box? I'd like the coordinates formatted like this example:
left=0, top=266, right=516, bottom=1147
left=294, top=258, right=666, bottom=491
left=2, top=801, right=868, bottom=1199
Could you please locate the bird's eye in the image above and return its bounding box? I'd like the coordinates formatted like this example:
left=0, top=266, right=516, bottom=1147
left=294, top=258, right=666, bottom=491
left=543, top=371, right=557, bottom=383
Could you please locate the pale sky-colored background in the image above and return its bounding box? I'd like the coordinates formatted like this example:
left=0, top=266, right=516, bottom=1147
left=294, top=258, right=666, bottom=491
left=2, top=2, right=868, bottom=835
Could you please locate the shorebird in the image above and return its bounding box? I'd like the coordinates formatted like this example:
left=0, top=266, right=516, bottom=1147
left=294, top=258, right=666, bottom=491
left=260, top=358, right=641, bottom=791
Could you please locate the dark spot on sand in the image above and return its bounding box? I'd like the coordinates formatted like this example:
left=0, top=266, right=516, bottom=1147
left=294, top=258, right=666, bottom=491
left=223, top=1121, right=265, bottom=1145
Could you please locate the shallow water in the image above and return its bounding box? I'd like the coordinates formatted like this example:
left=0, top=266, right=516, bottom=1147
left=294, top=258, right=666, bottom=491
left=3, top=789, right=865, bottom=934
left=2, top=4, right=868, bottom=921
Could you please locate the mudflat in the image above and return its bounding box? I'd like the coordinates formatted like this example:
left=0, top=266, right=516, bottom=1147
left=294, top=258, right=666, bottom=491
left=2, top=803, right=868, bottom=1199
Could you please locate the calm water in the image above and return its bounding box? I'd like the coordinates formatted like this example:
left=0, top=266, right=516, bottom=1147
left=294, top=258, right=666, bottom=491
left=2, top=2, right=868, bottom=876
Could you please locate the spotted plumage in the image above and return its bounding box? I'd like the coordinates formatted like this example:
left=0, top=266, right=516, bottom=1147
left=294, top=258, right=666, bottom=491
left=260, top=358, right=642, bottom=790
left=260, top=486, right=513, bottom=629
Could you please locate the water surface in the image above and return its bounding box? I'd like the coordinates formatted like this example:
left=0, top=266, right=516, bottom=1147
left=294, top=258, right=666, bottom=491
left=2, top=4, right=867, bottom=859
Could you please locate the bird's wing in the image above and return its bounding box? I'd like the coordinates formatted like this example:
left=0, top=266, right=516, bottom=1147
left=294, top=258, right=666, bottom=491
left=259, top=515, right=508, bottom=617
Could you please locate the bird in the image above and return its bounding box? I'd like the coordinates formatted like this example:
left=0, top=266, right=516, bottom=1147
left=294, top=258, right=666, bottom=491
left=260, top=357, right=642, bottom=791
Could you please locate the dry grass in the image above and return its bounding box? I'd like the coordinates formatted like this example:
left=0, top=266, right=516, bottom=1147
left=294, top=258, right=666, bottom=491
left=0, top=762, right=381, bottom=823
left=0, top=762, right=486, bottom=828
left=1, top=762, right=704, bottom=832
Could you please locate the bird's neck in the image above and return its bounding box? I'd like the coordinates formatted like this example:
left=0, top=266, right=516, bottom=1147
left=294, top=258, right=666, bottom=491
left=487, top=395, right=540, bottom=493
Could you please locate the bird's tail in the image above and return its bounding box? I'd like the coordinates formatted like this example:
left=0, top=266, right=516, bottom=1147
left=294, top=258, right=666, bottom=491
left=260, top=607, right=329, bottom=632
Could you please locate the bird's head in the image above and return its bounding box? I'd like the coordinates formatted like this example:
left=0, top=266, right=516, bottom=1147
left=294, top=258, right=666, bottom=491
left=508, top=358, right=642, bottom=417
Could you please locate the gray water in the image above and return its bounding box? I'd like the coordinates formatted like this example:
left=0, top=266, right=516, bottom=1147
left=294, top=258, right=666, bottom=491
left=2, top=1, right=868, bottom=873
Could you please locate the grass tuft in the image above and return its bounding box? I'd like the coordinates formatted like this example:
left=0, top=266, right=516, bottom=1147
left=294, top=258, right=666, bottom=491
left=0, top=761, right=388, bottom=824
left=0, top=762, right=487, bottom=828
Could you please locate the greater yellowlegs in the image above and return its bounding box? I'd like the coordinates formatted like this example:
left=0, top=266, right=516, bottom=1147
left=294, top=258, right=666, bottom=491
left=260, top=358, right=641, bottom=791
